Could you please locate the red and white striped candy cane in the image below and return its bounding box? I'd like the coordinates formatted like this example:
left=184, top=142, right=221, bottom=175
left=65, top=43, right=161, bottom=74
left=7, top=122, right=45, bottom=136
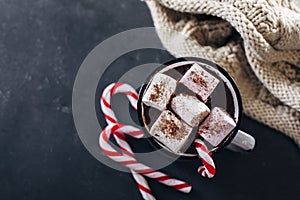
left=101, top=82, right=138, bottom=124
left=101, top=82, right=154, bottom=199
left=100, top=124, right=192, bottom=195
left=100, top=83, right=191, bottom=199
left=132, top=171, right=155, bottom=200
left=195, top=139, right=216, bottom=178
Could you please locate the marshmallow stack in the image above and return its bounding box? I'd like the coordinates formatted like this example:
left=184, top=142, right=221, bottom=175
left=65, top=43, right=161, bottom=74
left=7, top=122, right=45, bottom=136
left=142, top=62, right=237, bottom=151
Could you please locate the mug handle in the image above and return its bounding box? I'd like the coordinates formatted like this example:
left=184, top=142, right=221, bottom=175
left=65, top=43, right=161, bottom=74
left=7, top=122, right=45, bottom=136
left=225, top=130, right=256, bottom=152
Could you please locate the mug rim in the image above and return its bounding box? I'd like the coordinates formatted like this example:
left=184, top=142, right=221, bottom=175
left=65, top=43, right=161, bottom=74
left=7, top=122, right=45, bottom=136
left=137, top=57, right=243, bottom=156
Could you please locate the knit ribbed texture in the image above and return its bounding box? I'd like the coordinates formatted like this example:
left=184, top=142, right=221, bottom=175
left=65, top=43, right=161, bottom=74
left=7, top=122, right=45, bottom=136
left=145, top=0, right=300, bottom=146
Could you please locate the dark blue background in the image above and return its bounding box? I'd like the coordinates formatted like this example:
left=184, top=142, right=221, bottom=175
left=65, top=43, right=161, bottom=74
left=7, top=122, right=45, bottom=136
left=0, top=0, right=299, bottom=199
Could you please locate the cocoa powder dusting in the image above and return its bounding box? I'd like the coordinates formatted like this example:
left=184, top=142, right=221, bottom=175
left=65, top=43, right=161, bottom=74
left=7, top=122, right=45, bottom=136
left=198, top=123, right=210, bottom=135
left=160, top=113, right=186, bottom=140
left=161, top=119, right=178, bottom=135
left=149, top=83, right=164, bottom=102
left=191, top=71, right=207, bottom=88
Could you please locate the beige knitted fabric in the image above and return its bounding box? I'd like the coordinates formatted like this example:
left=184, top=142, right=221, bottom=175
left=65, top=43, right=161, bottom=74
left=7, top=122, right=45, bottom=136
left=145, top=0, right=300, bottom=145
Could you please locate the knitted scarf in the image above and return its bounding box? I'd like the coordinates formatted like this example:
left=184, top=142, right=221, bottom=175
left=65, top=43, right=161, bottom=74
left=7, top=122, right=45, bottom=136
left=145, top=0, right=300, bottom=145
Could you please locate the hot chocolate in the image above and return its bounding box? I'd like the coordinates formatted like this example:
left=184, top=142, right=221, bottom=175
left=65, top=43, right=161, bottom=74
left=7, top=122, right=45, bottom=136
left=140, top=59, right=241, bottom=155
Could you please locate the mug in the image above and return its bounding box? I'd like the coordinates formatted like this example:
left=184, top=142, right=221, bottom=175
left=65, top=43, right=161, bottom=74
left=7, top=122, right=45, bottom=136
left=137, top=57, right=255, bottom=156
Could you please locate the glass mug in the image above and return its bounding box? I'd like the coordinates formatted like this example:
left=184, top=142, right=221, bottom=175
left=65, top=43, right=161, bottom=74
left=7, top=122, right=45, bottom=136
left=137, top=57, right=255, bottom=156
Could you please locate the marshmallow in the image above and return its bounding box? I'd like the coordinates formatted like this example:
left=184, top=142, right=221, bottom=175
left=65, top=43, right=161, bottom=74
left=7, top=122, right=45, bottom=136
left=171, top=93, right=210, bottom=127
left=150, top=110, right=193, bottom=153
left=142, top=73, right=177, bottom=111
left=179, top=63, right=219, bottom=101
left=197, top=107, right=236, bottom=147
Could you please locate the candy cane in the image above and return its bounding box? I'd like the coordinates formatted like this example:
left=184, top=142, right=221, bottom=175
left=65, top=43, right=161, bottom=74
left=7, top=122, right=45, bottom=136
left=99, top=124, right=192, bottom=193
left=101, top=82, right=153, bottom=199
left=100, top=83, right=191, bottom=199
left=195, top=139, right=216, bottom=178
left=101, top=82, right=138, bottom=124
left=132, top=171, right=155, bottom=200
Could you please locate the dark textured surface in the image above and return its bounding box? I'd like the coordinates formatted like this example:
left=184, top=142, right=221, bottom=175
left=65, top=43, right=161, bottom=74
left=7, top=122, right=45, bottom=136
left=0, top=0, right=299, bottom=199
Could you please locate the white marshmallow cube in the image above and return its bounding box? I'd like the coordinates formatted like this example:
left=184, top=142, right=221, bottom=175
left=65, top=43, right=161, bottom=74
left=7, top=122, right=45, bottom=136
left=171, top=93, right=210, bottom=127
left=150, top=110, right=193, bottom=153
left=198, top=107, right=236, bottom=147
left=142, top=73, right=177, bottom=111
left=179, top=63, right=219, bottom=101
